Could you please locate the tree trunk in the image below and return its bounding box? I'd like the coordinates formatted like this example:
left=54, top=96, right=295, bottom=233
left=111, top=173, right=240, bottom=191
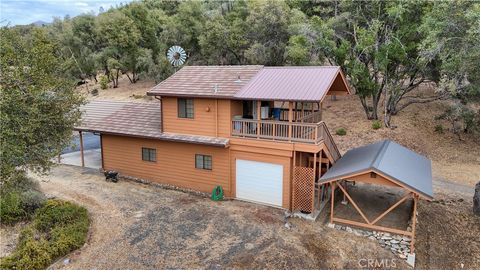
left=359, top=96, right=373, bottom=119
left=126, top=73, right=134, bottom=84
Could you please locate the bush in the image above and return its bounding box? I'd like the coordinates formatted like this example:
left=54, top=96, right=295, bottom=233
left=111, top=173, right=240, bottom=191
left=99, top=75, right=109, bottom=89
left=20, top=190, right=46, bottom=214
left=0, top=192, right=25, bottom=224
left=0, top=200, right=89, bottom=270
left=1, top=173, right=45, bottom=225
left=34, top=200, right=88, bottom=232
left=336, top=128, right=347, bottom=136
left=372, top=120, right=382, bottom=130
left=435, top=124, right=444, bottom=134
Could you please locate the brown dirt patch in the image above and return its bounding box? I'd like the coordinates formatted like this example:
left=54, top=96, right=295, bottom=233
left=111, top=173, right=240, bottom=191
left=77, top=75, right=156, bottom=103
left=415, top=193, right=480, bottom=270
left=323, top=87, right=480, bottom=186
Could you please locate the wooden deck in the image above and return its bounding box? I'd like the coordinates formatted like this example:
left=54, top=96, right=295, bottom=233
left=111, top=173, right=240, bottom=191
left=231, top=119, right=341, bottom=161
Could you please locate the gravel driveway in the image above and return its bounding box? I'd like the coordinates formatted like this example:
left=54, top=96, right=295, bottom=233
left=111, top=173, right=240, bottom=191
left=36, top=165, right=406, bottom=270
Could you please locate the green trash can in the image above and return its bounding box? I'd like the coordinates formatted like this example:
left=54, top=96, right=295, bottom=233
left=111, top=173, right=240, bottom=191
left=211, top=185, right=224, bottom=201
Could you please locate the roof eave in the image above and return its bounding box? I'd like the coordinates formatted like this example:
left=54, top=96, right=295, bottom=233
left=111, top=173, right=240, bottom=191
left=73, top=127, right=229, bottom=148
left=319, top=168, right=434, bottom=201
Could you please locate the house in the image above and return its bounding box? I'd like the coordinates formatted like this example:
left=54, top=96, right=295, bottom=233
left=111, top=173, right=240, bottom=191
left=75, top=65, right=351, bottom=213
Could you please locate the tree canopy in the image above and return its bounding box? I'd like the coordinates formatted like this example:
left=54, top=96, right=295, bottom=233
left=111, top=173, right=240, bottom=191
left=2, top=0, right=479, bottom=132
left=0, top=28, right=84, bottom=181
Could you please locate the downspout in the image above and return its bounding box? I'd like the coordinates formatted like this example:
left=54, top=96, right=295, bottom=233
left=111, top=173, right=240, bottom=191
left=154, top=96, right=163, bottom=132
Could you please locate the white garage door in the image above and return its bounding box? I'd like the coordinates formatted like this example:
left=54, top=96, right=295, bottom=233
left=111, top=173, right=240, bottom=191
left=236, top=159, right=283, bottom=207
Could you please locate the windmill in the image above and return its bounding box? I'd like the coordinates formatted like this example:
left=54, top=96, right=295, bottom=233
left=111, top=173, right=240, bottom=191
left=167, top=45, right=187, bottom=72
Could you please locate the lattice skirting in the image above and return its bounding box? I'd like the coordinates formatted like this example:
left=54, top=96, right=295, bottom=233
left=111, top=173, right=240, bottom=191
left=292, top=166, right=314, bottom=213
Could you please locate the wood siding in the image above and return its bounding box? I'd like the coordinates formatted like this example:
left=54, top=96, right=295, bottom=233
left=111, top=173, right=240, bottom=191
left=162, top=97, right=232, bottom=137
left=102, top=135, right=231, bottom=196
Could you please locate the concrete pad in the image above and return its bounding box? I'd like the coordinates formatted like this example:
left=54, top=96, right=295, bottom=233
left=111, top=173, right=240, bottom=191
left=60, top=149, right=102, bottom=169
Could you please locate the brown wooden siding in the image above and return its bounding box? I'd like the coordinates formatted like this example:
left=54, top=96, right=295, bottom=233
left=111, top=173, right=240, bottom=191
left=102, top=134, right=231, bottom=196
left=162, top=97, right=232, bottom=137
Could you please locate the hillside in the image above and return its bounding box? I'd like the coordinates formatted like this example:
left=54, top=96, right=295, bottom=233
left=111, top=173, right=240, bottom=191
left=79, top=77, right=480, bottom=187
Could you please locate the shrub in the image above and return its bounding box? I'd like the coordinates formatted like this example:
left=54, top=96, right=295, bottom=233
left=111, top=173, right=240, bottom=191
left=20, top=190, right=46, bottom=214
left=99, top=75, right=109, bottom=89
left=0, top=192, right=25, bottom=224
left=0, top=200, right=90, bottom=270
left=336, top=128, right=347, bottom=136
left=435, top=124, right=444, bottom=134
left=372, top=120, right=382, bottom=130
left=34, top=200, right=88, bottom=232
left=0, top=173, right=45, bottom=225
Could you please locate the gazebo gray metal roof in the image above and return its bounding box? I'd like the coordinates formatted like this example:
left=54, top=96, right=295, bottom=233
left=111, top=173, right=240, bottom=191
left=319, top=140, right=433, bottom=199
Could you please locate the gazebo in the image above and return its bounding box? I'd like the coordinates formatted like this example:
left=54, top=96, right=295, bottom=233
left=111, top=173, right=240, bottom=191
left=319, top=140, right=433, bottom=257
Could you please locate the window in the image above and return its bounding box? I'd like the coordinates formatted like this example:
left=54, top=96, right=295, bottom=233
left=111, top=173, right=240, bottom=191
left=142, top=148, right=156, bottom=162
left=178, top=98, right=194, bottom=118
left=195, top=154, right=212, bottom=170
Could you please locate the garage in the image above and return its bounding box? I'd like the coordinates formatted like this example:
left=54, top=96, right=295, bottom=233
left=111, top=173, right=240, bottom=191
left=236, top=159, right=284, bottom=207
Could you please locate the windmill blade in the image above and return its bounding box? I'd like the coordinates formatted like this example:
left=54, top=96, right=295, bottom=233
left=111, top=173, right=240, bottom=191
left=167, top=45, right=187, bottom=67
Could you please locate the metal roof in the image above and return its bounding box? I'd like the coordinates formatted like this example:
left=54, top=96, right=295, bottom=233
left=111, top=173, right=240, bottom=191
left=319, top=140, right=433, bottom=199
left=233, top=66, right=348, bottom=101
left=74, top=100, right=229, bottom=147
left=147, top=65, right=263, bottom=98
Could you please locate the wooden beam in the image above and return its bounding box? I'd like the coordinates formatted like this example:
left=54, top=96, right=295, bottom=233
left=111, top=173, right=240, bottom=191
left=301, top=102, right=304, bottom=123
left=337, top=182, right=371, bottom=224
left=319, top=102, right=322, bottom=121
left=332, top=217, right=413, bottom=237
left=79, top=131, right=85, bottom=167
left=330, top=182, right=335, bottom=224
left=410, top=194, right=418, bottom=254
left=312, top=151, right=317, bottom=211
left=288, top=101, right=293, bottom=141
left=371, top=193, right=412, bottom=225
left=256, top=101, right=261, bottom=138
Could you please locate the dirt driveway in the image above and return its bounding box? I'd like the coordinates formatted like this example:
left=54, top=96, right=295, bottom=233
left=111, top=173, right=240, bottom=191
left=35, top=165, right=408, bottom=270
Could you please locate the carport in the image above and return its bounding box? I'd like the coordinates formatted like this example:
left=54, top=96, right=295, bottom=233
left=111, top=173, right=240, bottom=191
left=60, top=131, right=101, bottom=168
left=319, top=140, right=433, bottom=255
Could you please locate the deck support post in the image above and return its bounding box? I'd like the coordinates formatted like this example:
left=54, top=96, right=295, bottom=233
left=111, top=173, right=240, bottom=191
left=301, top=102, right=304, bottom=123
left=319, top=102, right=322, bottom=121
left=288, top=101, right=293, bottom=141
left=79, top=131, right=85, bottom=167
left=312, top=151, right=317, bottom=211
left=256, top=101, right=261, bottom=138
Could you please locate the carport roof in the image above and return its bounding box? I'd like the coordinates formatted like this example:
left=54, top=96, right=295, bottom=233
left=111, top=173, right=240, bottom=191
left=74, top=100, right=229, bottom=147
left=319, top=140, right=433, bottom=200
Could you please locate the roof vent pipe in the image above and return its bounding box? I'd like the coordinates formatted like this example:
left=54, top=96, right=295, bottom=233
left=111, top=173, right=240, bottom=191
left=235, top=75, right=242, bottom=83
left=214, top=84, right=218, bottom=93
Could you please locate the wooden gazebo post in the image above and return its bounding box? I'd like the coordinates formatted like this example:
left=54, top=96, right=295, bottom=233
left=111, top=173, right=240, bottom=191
left=410, top=194, right=418, bottom=254
left=330, top=182, right=335, bottom=224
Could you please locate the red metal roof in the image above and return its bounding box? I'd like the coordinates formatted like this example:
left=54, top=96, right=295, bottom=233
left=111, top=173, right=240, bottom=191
left=234, top=66, right=345, bottom=102
left=147, top=65, right=263, bottom=98
left=74, top=101, right=229, bottom=147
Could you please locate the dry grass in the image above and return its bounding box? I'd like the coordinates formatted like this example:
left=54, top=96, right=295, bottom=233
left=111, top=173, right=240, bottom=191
left=323, top=88, right=480, bottom=186
left=77, top=75, right=156, bottom=103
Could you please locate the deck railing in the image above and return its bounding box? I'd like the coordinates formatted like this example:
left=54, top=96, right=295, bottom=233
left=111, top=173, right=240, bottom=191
left=231, top=119, right=341, bottom=161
